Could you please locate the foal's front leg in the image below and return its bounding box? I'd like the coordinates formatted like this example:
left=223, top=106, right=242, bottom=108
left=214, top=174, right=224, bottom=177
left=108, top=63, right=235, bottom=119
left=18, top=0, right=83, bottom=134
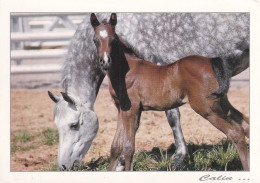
left=109, top=116, right=124, bottom=171
left=120, top=109, right=139, bottom=171
left=116, top=110, right=141, bottom=171
left=109, top=108, right=139, bottom=171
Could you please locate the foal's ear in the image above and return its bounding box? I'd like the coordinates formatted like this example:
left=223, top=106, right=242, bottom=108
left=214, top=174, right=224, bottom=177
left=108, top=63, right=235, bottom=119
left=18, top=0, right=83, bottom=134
left=90, top=13, right=100, bottom=28
left=61, top=92, right=76, bottom=105
left=48, top=91, right=61, bottom=103
left=109, top=13, right=117, bottom=26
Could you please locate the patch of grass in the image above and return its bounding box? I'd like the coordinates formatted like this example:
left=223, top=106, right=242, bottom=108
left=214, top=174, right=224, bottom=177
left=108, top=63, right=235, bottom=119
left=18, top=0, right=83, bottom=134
left=11, top=128, right=59, bottom=153
left=11, top=130, right=36, bottom=153
left=11, top=144, right=37, bottom=152
left=39, top=128, right=59, bottom=146
left=186, top=141, right=242, bottom=171
left=11, top=143, right=20, bottom=153
left=42, top=163, right=59, bottom=171
left=12, top=130, right=32, bottom=143
left=45, top=140, right=245, bottom=171
left=45, top=157, right=110, bottom=171
left=133, top=150, right=158, bottom=171
left=20, top=145, right=37, bottom=152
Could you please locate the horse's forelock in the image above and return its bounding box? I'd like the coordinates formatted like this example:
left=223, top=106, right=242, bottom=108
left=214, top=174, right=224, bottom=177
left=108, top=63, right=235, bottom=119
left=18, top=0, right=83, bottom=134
left=54, top=100, right=66, bottom=116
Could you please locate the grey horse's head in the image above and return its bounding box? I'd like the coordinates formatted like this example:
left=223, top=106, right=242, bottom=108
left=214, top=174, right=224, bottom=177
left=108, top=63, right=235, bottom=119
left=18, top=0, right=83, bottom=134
left=48, top=91, right=98, bottom=170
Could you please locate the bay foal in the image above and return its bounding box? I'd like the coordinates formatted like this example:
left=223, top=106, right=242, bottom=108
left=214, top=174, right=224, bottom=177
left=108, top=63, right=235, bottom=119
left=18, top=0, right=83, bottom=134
left=91, top=13, right=249, bottom=171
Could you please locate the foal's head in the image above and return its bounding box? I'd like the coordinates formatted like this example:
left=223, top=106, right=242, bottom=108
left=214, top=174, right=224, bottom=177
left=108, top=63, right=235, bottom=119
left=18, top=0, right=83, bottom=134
left=90, top=13, right=118, bottom=71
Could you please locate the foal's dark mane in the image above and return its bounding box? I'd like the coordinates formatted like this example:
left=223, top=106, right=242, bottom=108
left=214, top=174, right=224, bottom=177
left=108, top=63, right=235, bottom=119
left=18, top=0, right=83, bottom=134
left=108, top=34, right=133, bottom=111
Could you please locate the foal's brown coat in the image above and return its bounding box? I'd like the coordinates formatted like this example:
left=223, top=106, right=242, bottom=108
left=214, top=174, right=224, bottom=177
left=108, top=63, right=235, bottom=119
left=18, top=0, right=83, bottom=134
left=91, top=13, right=249, bottom=171
left=109, top=54, right=249, bottom=171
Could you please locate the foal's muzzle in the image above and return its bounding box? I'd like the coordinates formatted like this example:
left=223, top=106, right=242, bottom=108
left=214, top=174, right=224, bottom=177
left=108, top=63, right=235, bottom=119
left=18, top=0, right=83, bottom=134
left=99, top=57, right=111, bottom=71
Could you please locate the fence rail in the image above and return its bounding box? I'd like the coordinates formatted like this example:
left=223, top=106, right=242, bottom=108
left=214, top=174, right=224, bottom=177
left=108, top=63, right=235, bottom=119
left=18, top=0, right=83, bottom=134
left=10, top=13, right=86, bottom=74
left=11, top=31, right=74, bottom=42
left=11, top=64, right=62, bottom=74
left=11, top=49, right=67, bottom=60
left=11, top=12, right=88, bottom=17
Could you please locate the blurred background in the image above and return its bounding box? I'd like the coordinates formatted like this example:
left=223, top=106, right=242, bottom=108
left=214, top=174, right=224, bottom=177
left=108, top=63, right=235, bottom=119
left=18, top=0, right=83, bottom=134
left=11, top=13, right=249, bottom=90
left=11, top=13, right=88, bottom=89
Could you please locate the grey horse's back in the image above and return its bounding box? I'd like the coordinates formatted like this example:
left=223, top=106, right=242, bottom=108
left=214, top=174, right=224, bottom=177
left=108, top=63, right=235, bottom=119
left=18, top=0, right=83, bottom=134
left=62, top=13, right=249, bottom=90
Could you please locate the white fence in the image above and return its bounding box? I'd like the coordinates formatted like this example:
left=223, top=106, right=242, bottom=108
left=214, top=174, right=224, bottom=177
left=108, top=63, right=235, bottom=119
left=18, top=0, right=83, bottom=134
left=11, top=13, right=88, bottom=74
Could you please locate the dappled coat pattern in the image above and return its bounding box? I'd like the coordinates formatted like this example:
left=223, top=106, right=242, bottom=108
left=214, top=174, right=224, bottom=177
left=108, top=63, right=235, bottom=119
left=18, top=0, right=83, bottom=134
left=53, top=13, right=249, bottom=170
left=90, top=13, right=249, bottom=171
left=62, top=13, right=249, bottom=96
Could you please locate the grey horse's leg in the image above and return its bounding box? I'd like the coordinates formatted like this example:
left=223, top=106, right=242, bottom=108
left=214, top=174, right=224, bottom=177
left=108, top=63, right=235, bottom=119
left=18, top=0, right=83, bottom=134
left=165, top=108, right=188, bottom=169
left=115, top=110, right=141, bottom=171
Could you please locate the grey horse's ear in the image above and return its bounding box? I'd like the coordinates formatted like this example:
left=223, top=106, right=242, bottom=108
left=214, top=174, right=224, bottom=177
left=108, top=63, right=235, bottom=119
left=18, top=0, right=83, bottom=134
left=109, top=13, right=117, bottom=26
left=90, top=13, right=100, bottom=28
left=48, top=91, right=61, bottom=103
left=61, top=92, right=76, bottom=105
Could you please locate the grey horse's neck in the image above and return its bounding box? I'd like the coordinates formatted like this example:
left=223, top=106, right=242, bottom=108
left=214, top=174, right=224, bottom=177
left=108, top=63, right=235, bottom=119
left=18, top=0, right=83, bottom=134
left=63, top=57, right=105, bottom=109
left=64, top=70, right=104, bottom=110
left=61, top=16, right=106, bottom=109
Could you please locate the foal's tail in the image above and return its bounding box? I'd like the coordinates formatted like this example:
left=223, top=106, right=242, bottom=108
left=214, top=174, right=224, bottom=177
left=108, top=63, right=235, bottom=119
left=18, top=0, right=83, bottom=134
left=210, top=42, right=249, bottom=98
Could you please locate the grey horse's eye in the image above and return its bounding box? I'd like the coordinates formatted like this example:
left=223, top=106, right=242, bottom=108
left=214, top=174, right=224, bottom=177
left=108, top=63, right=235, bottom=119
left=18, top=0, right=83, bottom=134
left=70, top=122, right=79, bottom=130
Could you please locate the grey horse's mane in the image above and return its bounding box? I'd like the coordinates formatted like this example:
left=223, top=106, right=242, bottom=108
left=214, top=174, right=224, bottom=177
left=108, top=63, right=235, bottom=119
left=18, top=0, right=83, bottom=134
left=61, top=14, right=108, bottom=94
left=61, top=13, right=249, bottom=91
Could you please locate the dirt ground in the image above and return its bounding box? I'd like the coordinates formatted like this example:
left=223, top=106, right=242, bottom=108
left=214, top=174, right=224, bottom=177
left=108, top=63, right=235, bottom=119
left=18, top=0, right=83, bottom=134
left=10, top=76, right=249, bottom=171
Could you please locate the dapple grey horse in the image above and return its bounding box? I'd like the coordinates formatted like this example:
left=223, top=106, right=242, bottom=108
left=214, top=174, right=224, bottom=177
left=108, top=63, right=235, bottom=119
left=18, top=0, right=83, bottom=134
left=48, top=13, right=249, bottom=170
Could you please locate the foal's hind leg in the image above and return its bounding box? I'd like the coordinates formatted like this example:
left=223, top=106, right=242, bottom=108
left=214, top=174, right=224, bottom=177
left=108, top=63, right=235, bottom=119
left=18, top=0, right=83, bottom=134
left=220, top=95, right=249, bottom=138
left=165, top=108, right=188, bottom=170
left=189, top=97, right=249, bottom=170
left=207, top=112, right=249, bottom=170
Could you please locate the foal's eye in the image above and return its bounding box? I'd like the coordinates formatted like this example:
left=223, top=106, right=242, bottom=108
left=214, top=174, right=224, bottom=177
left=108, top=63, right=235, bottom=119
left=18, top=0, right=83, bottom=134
left=70, top=122, right=79, bottom=130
